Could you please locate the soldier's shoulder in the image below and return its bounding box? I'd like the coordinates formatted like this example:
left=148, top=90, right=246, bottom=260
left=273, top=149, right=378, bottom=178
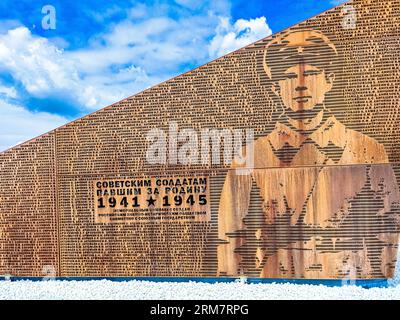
left=231, top=133, right=277, bottom=169
left=254, top=134, right=274, bottom=150
left=343, top=125, right=388, bottom=163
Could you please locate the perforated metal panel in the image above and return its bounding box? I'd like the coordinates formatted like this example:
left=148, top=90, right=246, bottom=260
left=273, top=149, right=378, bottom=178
left=0, top=0, right=399, bottom=279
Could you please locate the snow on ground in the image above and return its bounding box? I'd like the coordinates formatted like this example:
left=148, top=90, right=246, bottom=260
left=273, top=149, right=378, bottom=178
left=0, top=279, right=400, bottom=300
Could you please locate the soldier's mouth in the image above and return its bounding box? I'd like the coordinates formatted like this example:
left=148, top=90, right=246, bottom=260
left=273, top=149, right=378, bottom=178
left=294, top=96, right=312, bottom=102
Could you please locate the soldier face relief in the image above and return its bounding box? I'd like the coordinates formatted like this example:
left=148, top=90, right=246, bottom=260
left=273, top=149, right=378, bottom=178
left=217, top=29, right=400, bottom=280
left=275, top=64, right=334, bottom=130
left=279, top=64, right=332, bottom=110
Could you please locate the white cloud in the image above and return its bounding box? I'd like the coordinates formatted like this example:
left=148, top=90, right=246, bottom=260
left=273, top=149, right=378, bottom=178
left=0, top=99, right=68, bottom=152
left=68, top=0, right=233, bottom=80
left=0, top=27, right=162, bottom=110
left=69, top=14, right=218, bottom=77
left=0, top=84, right=17, bottom=99
left=208, top=16, right=272, bottom=58
left=0, top=27, right=90, bottom=105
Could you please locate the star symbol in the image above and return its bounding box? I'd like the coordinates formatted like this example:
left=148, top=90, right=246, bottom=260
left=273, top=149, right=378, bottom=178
left=297, top=46, right=304, bottom=54
left=146, top=196, right=156, bottom=207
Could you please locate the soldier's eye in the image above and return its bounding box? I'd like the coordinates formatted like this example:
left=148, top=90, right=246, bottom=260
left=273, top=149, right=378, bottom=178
left=284, top=73, right=297, bottom=79
left=304, top=70, right=322, bottom=76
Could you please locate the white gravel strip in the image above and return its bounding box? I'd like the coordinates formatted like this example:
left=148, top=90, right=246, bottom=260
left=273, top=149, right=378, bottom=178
left=0, top=279, right=400, bottom=300
left=1, top=253, right=399, bottom=300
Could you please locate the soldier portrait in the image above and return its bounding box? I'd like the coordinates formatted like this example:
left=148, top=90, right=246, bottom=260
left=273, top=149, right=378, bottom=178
left=217, top=29, right=400, bottom=279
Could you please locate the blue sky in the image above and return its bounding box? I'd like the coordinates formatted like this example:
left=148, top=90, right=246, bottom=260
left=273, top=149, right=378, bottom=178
left=0, top=0, right=347, bottom=151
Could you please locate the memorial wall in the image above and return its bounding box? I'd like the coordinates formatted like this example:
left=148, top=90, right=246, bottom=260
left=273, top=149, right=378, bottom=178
left=0, top=0, right=400, bottom=279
